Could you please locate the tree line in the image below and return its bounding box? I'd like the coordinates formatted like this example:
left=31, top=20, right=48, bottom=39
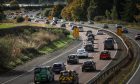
left=61, top=0, right=140, bottom=22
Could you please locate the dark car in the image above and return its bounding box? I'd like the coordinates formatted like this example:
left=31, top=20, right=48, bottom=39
left=87, top=37, right=94, bottom=44
left=87, top=33, right=95, bottom=40
left=34, top=66, right=54, bottom=84
left=46, top=20, right=50, bottom=24
left=86, top=30, right=93, bottom=36
left=84, top=43, right=94, bottom=52
left=88, top=20, right=94, bottom=24
left=67, top=54, right=79, bottom=64
left=52, top=62, right=66, bottom=74
left=123, top=28, right=128, bottom=33
left=82, top=60, right=96, bottom=72
left=104, top=39, right=114, bottom=50
left=106, top=37, right=115, bottom=43
left=100, top=50, right=111, bottom=60
left=135, top=34, right=140, bottom=40
left=103, top=24, right=109, bottom=28
left=60, top=23, right=66, bottom=28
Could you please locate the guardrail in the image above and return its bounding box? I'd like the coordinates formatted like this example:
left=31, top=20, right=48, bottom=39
left=82, top=25, right=131, bottom=84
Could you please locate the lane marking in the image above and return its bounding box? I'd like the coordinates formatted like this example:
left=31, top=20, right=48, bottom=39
left=126, top=37, right=140, bottom=84
left=84, top=25, right=129, bottom=83
left=85, top=39, right=118, bottom=83
left=1, top=42, right=82, bottom=84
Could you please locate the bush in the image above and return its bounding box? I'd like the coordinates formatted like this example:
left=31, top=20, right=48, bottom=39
left=16, top=16, right=25, bottom=23
left=94, top=16, right=105, bottom=21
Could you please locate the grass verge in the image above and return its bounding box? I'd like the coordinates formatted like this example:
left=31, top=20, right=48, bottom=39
left=108, top=58, right=139, bottom=84
left=0, top=23, right=53, bottom=29
left=39, top=35, right=73, bottom=54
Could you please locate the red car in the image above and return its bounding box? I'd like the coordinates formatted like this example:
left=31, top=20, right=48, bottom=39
left=100, top=50, right=111, bottom=60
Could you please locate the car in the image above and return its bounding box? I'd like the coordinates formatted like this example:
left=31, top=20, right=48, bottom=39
left=71, top=25, right=77, bottom=30
left=86, top=30, right=92, bottom=36
left=88, top=20, right=94, bottom=24
left=122, top=28, right=128, bottom=33
left=60, top=23, right=66, bottom=28
left=97, top=30, right=104, bottom=35
left=59, top=70, right=79, bottom=84
left=103, top=24, right=109, bottom=28
left=77, top=48, right=88, bottom=58
left=87, top=33, right=95, bottom=40
left=34, top=66, right=54, bottom=84
left=106, top=37, right=115, bottom=43
left=67, top=54, right=79, bottom=64
left=77, top=25, right=84, bottom=32
left=87, top=37, right=94, bottom=44
left=80, top=21, right=84, bottom=24
left=100, top=50, right=111, bottom=60
left=52, top=62, right=66, bottom=74
left=104, top=39, right=114, bottom=50
left=46, top=20, right=50, bottom=24
left=84, top=43, right=94, bottom=52
left=51, top=21, right=57, bottom=25
left=82, top=60, right=96, bottom=72
left=135, top=34, right=140, bottom=40
left=69, top=22, right=74, bottom=27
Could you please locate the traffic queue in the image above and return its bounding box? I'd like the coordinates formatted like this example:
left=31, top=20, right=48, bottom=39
left=33, top=22, right=115, bottom=84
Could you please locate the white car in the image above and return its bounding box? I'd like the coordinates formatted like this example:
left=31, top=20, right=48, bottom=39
left=76, top=48, right=88, bottom=58
left=77, top=25, right=84, bottom=32
left=69, top=22, right=74, bottom=27
left=97, top=30, right=104, bottom=35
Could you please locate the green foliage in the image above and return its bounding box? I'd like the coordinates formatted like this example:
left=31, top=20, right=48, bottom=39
left=43, top=8, right=51, bottom=17
left=105, top=10, right=111, bottom=20
left=122, top=0, right=139, bottom=22
left=111, top=6, right=118, bottom=20
left=16, top=16, right=25, bottom=23
left=10, top=0, right=20, bottom=10
left=87, top=0, right=97, bottom=20
left=51, top=5, right=64, bottom=18
left=94, top=16, right=105, bottom=21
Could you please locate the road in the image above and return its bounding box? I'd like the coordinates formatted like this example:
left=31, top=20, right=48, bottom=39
left=0, top=25, right=118, bottom=84
left=85, top=22, right=140, bottom=84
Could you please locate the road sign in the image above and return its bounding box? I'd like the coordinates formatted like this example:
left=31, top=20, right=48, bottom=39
left=72, top=27, right=79, bottom=39
left=116, top=27, right=122, bottom=36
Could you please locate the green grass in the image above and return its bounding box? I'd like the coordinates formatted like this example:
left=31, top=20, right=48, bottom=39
left=0, top=23, right=53, bottom=29
left=40, top=35, right=73, bottom=54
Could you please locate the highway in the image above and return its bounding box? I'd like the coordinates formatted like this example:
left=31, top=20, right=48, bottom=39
left=85, top=22, right=140, bottom=84
left=0, top=25, right=118, bottom=84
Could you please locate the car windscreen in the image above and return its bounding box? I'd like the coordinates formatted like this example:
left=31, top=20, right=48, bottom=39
left=104, top=40, right=113, bottom=44
left=77, top=49, right=85, bottom=53
left=53, top=64, right=62, bottom=67
left=68, top=55, right=76, bottom=59
left=101, top=51, right=108, bottom=54
left=84, top=62, right=92, bottom=65
left=34, top=68, right=48, bottom=74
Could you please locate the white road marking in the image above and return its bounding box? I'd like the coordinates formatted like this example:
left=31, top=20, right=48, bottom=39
left=126, top=37, right=140, bottom=84
left=1, top=42, right=82, bottom=84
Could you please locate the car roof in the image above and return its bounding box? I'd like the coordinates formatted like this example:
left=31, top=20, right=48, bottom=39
left=53, top=62, right=64, bottom=65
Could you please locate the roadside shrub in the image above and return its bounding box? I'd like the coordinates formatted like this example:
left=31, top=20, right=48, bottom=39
left=16, top=16, right=25, bottom=23
left=94, top=16, right=106, bottom=21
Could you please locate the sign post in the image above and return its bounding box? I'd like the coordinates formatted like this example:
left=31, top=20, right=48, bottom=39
left=116, top=26, right=122, bottom=36
left=72, top=26, right=79, bottom=39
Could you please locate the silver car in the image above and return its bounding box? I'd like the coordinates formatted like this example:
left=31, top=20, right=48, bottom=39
left=77, top=48, right=88, bottom=58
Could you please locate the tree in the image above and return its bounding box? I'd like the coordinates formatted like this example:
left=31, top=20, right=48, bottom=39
left=87, top=0, right=97, bottom=20
left=51, top=5, right=64, bottom=18
left=10, top=0, right=20, bottom=10
left=0, top=0, right=5, bottom=22
left=111, top=6, right=118, bottom=20
left=43, top=8, right=51, bottom=17
left=122, top=0, right=139, bottom=22
left=105, top=10, right=111, bottom=20
left=71, top=6, right=83, bottom=21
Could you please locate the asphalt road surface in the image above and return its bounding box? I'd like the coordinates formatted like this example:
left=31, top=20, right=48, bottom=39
left=0, top=24, right=118, bottom=84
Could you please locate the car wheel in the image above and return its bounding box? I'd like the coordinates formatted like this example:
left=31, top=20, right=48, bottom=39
left=82, top=69, right=84, bottom=72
